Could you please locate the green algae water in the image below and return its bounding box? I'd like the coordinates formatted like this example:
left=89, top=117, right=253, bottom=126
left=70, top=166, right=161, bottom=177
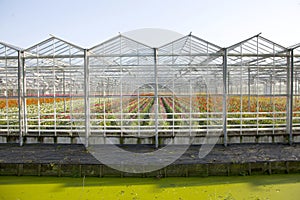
left=0, top=174, right=300, bottom=200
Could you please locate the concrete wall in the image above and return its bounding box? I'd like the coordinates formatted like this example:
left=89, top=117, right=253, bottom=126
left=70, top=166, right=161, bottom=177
left=0, top=134, right=294, bottom=145
left=1, top=161, right=299, bottom=177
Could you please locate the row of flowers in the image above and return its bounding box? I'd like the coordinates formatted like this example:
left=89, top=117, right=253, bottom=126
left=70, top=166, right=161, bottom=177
left=2, top=96, right=300, bottom=112
left=2, top=96, right=300, bottom=129
left=0, top=97, right=70, bottom=109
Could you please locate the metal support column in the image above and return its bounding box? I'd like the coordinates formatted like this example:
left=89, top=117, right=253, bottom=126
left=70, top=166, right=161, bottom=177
left=22, top=53, right=27, bottom=138
left=189, top=79, right=192, bottom=137
left=248, top=67, right=251, bottom=111
left=222, top=48, right=228, bottom=146
left=154, top=48, right=159, bottom=148
left=17, top=51, right=24, bottom=146
left=84, top=49, right=90, bottom=147
left=227, top=71, right=230, bottom=94
left=287, top=50, right=294, bottom=145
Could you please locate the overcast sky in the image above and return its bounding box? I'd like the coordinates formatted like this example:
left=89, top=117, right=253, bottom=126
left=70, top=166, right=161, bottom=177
left=1, top=0, right=300, bottom=49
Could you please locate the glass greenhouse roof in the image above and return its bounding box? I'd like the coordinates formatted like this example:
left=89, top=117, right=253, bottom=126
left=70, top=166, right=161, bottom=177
left=0, top=30, right=299, bottom=90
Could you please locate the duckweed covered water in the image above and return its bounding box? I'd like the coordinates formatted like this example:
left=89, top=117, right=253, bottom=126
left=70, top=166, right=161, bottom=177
left=0, top=174, right=300, bottom=200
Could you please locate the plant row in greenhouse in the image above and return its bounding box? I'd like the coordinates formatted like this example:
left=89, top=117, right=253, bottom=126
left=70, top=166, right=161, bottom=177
left=1, top=95, right=300, bottom=131
left=0, top=97, right=70, bottom=109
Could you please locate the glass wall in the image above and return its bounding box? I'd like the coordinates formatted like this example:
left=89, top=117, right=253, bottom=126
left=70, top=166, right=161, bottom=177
left=226, top=36, right=289, bottom=137
left=0, top=42, right=20, bottom=135
left=24, top=37, right=85, bottom=136
left=0, top=34, right=299, bottom=145
left=293, top=46, right=300, bottom=133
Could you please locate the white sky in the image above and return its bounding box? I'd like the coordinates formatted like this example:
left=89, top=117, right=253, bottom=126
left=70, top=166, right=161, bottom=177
left=0, top=0, right=300, bottom=48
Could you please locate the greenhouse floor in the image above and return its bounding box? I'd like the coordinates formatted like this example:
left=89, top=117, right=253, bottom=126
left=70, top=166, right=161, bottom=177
left=0, top=143, right=300, bottom=177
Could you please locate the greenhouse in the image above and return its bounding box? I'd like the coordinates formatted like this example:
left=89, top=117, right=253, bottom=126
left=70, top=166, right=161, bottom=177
left=0, top=30, right=300, bottom=147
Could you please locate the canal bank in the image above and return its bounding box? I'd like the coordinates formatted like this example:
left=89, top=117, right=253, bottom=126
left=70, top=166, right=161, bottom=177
left=0, top=143, right=299, bottom=177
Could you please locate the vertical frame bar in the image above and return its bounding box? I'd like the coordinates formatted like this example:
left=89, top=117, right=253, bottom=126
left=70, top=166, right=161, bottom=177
left=286, top=50, right=291, bottom=143
left=154, top=48, right=159, bottom=148
left=248, top=67, right=251, bottom=111
left=84, top=49, right=90, bottom=147
left=119, top=40, right=123, bottom=137
left=22, top=53, right=27, bottom=137
left=223, top=48, right=228, bottom=146
left=189, top=79, right=192, bottom=137
left=17, top=51, right=23, bottom=146
left=287, top=50, right=294, bottom=144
